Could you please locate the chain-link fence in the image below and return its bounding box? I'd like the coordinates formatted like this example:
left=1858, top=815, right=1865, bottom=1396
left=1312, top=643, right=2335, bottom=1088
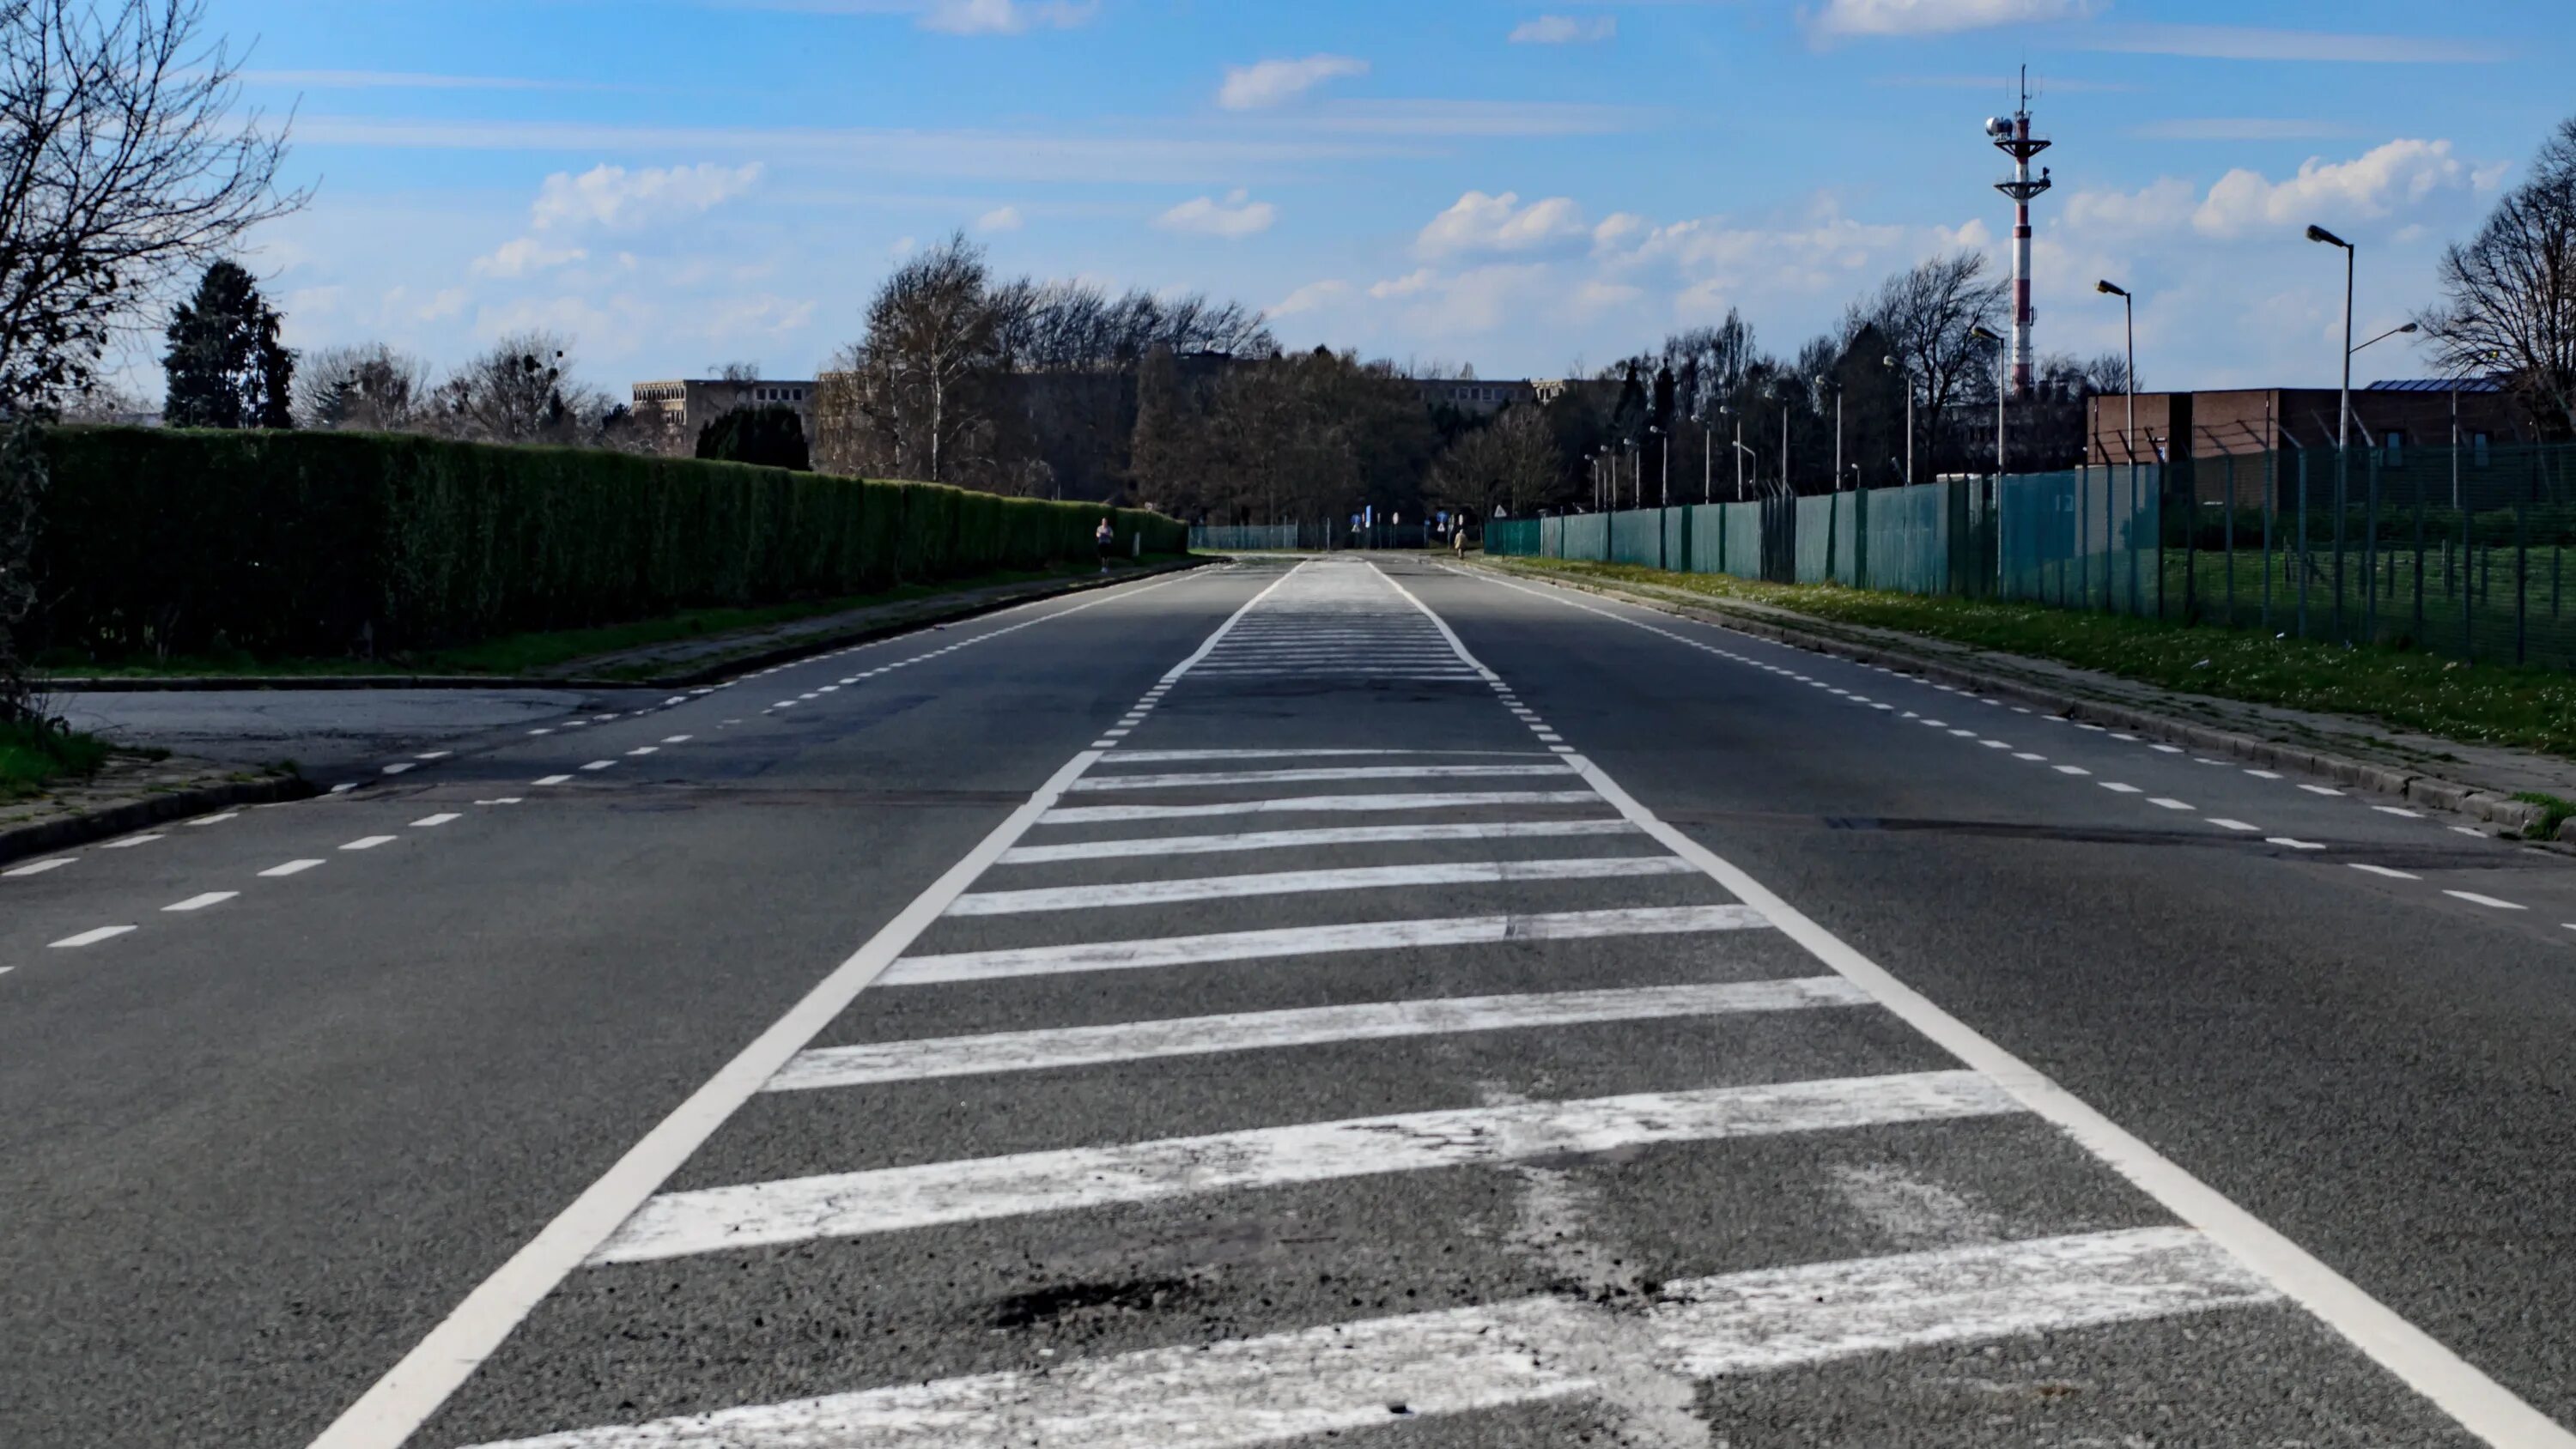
left=1482, top=443, right=2576, bottom=672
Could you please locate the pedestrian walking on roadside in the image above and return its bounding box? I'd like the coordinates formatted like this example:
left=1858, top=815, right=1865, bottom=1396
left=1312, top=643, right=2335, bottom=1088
left=1096, top=518, right=1115, bottom=573
left=1452, top=518, right=1470, bottom=560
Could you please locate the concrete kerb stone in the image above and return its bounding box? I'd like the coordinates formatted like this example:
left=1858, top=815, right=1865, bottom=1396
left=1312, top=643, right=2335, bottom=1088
left=0, top=773, right=315, bottom=871
left=1475, top=562, right=2548, bottom=838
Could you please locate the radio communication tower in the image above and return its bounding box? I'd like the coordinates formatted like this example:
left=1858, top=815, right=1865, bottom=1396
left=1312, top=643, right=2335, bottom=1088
left=1985, top=67, right=2051, bottom=400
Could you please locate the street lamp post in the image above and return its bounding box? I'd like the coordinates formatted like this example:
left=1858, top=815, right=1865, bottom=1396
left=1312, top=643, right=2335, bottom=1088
left=1814, top=376, right=1844, bottom=491
left=1882, top=356, right=1913, bottom=488
left=1969, top=324, right=2007, bottom=474
left=1651, top=424, right=1668, bottom=508
left=2094, top=281, right=2136, bottom=471
left=2343, top=318, right=2420, bottom=635
left=2307, top=224, right=2357, bottom=636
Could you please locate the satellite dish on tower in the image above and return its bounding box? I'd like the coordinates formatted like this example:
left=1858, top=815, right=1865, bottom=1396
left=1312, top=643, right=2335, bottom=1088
left=1984, top=117, right=2011, bottom=137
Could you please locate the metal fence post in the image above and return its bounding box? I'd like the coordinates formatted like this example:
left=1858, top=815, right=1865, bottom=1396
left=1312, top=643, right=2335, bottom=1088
left=2262, top=448, right=2275, bottom=632
left=2517, top=500, right=2530, bottom=666
left=2296, top=449, right=2311, bottom=640
left=2363, top=445, right=2380, bottom=646
left=2412, top=476, right=2426, bottom=646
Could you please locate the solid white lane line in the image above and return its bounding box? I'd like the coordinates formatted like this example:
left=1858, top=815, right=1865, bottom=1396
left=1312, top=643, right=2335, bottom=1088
left=100, top=834, right=163, bottom=849
left=533, top=775, right=574, bottom=786
left=2349, top=864, right=2421, bottom=881
left=261, top=860, right=325, bottom=877
left=770, top=979, right=1872, bottom=1091
left=298, top=561, right=1300, bottom=1449
left=165, top=892, right=239, bottom=912
left=2445, top=890, right=2527, bottom=911
left=412, top=814, right=462, bottom=828
left=1427, top=561, right=2576, bottom=1449
left=52, top=925, right=137, bottom=948
left=472, top=1228, right=2262, bottom=1449
left=1069, top=763, right=1575, bottom=792
left=2208, top=819, right=2261, bottom=832
left=999, top=819, right=1638, bottom=864
left=888, top=904, right=1771, bottom=986
left=947, top=856, right=1694, bottom=916
left=591, top=1070, right=2015, bottom=1263
left=342, top=836, right=398, bottom=852
left=4, top=857, right=75, bottom=876
left=2148, top=798, right=2195, bottom=811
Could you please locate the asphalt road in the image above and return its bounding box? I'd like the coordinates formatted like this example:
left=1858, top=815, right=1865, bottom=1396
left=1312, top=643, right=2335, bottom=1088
left=7, top=555, right=2576, bottom=1448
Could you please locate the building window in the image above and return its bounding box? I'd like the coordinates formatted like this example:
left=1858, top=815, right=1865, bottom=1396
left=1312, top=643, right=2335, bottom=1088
left=2383, top=431, right=2403, bottom=467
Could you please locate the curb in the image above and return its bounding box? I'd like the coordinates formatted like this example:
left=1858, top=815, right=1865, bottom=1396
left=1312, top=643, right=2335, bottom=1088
left=1479, top=562, right=2549, bottom=838
left=0, top=773, right=317, bottom=870
left=38, top=560, right=1210, bottom=695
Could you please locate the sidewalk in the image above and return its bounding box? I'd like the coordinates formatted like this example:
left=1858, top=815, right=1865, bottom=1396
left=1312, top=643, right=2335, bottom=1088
left=1479, top=558, right=2576, bottom=837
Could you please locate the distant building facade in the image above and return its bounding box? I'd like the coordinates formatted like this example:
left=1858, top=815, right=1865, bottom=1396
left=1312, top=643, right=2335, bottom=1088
left=2082, top=381, right=2533, bottom=506
left=631, top=378, right=819, bottom=452
left=1416, top=378, right=1538, bottom=416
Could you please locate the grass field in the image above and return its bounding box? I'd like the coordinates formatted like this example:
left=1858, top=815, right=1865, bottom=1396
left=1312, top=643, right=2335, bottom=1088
left=0, top=717, right=112, bottom=801
left=1503, top=554, right=2576, bottom=764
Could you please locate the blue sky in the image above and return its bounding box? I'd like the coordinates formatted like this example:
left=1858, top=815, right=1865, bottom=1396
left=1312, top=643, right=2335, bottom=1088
left=208, top=0, right=2573, bottom=401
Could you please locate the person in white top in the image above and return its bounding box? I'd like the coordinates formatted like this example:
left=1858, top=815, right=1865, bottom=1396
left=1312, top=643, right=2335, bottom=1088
left=1095, top=518, right=1115, bottom=573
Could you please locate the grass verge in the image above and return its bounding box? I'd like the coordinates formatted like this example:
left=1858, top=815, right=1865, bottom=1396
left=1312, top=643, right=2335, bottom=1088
left=1499, top=555, right=2576, bottom=763
left=39, top=557, right=1185, bottom=682
left=0, top=717, right=112, bottom=801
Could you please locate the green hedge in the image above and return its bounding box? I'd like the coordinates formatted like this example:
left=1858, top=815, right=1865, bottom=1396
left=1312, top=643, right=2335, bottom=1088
left=31, top=427, right=1186, bottom=659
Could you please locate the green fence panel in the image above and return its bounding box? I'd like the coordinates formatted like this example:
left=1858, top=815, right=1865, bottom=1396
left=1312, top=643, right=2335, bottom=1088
left=1483, top=518, right=1541, bottom=556
left=1608, top=509, right=1660, bottom=567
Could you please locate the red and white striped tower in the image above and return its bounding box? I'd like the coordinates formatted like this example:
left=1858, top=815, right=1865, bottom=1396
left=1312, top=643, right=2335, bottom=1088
left=1986, top=69, right=2051, bottom=400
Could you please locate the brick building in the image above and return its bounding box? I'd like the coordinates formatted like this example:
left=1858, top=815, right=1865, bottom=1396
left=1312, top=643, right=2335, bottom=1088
left=2083, top=382, right=2529, bottom=465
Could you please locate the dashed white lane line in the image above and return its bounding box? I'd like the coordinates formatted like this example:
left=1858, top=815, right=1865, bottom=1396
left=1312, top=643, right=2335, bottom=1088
left=2209, top=819, right=2261, bottom=832
left=51, top=925, right=136, bottom=948
left=341, top=836, right=398, bottom=852
left=2145, top=797, right=2195, bottom=811
left=2013, top=752, right=2046, bottom=761
left=164, top=892, right=239, bottom=912
left=477, top=798, right=526, bottom=807
left=2374, top=807, right=2425, bottom=818
left=381, top=763, right=415, bottom=775
left=2267, top=838, right=2328, bottom=851
left=2452, top=826, right=2488, bottom=838
left=769, top=979, right=1872, bottom=1091
left=527, top=728, right=554, bottom=737
left=412, top=814, right=462, bottom=828
left=187, top=813, right=240, bottom=827
left=2445, top=890, right=2528, bottom=911
left=2246, top=769, right=2284, bottom=779
left=947, top=856, right=1696, bottom=917
left=2350, top=864, right=2421, bottom=881
left=261, top=860, right=325, bottom=877
left=2152, top=744, right=2185, bottom=754
left=1980, top=739, right=2012, bottom=749
left=4, top=857, right=75, bottom=876
left=625, top=747, right=658, bottom=756
left=533, top=775, right=573, bottom=786
left=416, top=751, right=453, bottom=761
left=100, top=834, right=163, bottom=849
left=662, top=736, right=692, bottom=744
left=580, top=761, right=616, bottom=772
left=2053, top=765, right=2091, bottom=777
left=2299, top=785, right=2347, bottom=797
left=592, top=1070, right=2016, bottom=1262
left=2099, top=782, right=2142, bottom=795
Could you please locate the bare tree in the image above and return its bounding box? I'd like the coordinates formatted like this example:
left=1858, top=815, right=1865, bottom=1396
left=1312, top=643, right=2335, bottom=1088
left=293, top=342, right=430, bottom=431
left=1853, top=252, right=2008, bottom=431
left=0, top=0, right=304, bottom=413
left=839, top=232, right=1003, bottom=482
left=1428, top=403, right=1563, bottom=518
left=426, top=331, right=610, bottom=446
left=2417, top=117, right=2576, bottom=438
left=710, top=360, right=762, bottom=383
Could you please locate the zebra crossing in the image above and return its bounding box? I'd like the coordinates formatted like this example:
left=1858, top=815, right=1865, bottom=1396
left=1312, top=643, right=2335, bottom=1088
left=333, top=556, right=2534, bottom=1449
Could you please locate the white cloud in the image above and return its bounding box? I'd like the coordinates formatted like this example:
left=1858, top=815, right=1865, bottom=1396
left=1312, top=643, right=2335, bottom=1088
left=1370, top=270, right=1437, bottom=300
left=917, top=0, right=1096, bottom=34
left=700, top=294, right=819, bottom=341
left=1510, top=15, right=1616, bottom=44
left=1218, top=54, right=1369, bottom=111
left=1807, top=0, right=2094, bottom=40
left=531, top=162, right=763, bottom=231
left=975, top=204, right=1024, bottom=232
left=1418, top=191, right=1590, bottom=259
left=471, top=236, right=589, bottom=278
left=2191, top=139, right=2469, bottom=238
left=1157, top=190, right=1279, bottom=239
left=1271, top=279, right=1354, bottom=317
left=2063, top=178, right=2198, bottom=233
